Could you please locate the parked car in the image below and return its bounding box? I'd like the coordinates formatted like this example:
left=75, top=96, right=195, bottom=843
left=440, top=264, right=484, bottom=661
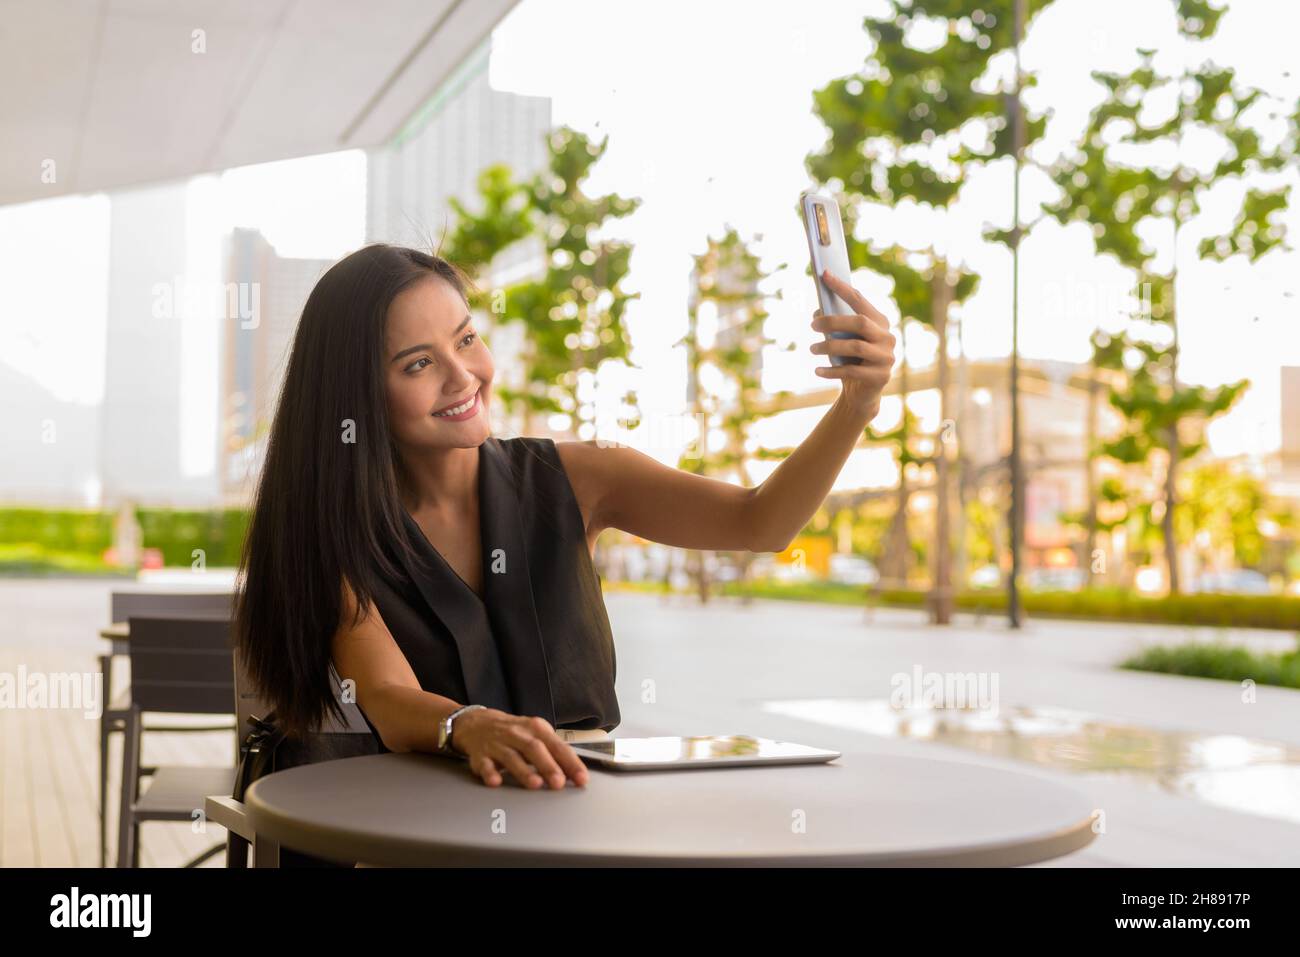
left=827, top=554, right=880, bottom=586
left=711, top=556, right=742, bottom=583
left=769, top=560, right=813, bottom=583
left=1024, top=567, right=1087, bottom=592
left=1188, top=570, right=1273, bottom=595
left=968, top=564, right=1002, bottom=590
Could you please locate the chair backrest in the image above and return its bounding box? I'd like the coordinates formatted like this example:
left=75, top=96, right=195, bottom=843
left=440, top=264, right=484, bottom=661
left=126, top=614, right=234, bottom=715
left=111, top=590, right=235, bottom=624
left=325, top=662, right=374, bottom=734
left=231, top=645, right=273, bottom=740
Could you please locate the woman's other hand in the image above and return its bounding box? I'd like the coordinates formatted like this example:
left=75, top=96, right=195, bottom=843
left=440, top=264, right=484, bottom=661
left=810, top=269, right=897, bottom=419
left=451, top=707, right=590, bottom=789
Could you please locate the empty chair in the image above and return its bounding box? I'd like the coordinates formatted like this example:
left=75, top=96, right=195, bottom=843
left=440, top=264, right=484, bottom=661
left=216, top=652, right=380, bottom=868
left=99, top=591, right=237, bottom=866
left=116, top=614, right=237, bottom=867
left=111, top=590, right=235, bottom=622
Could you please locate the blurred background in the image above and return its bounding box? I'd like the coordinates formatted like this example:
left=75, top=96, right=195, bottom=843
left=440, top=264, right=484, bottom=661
left=5, top=0, right=1300, bottom=609
left=2, top=0, right=1299, bottom=867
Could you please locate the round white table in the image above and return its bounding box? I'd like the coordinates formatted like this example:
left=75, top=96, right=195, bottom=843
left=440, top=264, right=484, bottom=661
left=243, top=749, right=1098, bottom=866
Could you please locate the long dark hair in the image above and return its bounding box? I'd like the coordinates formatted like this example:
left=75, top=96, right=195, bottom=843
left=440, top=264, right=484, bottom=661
left=234, top=243, right=475, bottom=739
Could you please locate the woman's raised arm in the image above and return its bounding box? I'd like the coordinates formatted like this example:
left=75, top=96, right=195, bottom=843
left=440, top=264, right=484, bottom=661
left=558, top=268, right=896, bottom=555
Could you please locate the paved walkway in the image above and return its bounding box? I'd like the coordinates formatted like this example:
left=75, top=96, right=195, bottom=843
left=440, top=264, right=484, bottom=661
left=603, top=591, right=1300, bottom=867
left=1, top=579, right=230, bottom=867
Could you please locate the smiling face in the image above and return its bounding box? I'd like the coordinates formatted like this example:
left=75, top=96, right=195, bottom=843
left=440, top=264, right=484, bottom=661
left=384, top=275, right=493, bottom=453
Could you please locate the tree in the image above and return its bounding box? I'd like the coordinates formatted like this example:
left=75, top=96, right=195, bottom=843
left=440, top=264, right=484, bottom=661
left=678, top=227, right=789, bottom=601
left=806, top=0, right=1054, bottom=622
left=1081, top=329, right=1125, bottom=584
left=440, top=164, right=535, bottom=297
left=1178, top=461, right=1287, bottom=572
left=1044, top=0, right=1292, bottom=593
left=857, top=241, right=976, bottom=595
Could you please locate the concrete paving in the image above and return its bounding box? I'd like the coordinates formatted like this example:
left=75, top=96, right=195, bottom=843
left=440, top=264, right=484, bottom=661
left=603, top=591, right=1300, bottom=867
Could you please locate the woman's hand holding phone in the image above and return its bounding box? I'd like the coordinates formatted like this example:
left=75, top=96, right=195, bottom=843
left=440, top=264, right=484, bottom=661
left=810, top=268, right=896, bottom=420
left=451, top=706, right=590, bottom=789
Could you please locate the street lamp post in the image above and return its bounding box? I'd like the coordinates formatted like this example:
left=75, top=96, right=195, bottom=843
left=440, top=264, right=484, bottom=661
left=1008, top=0, right=1026, bottom=629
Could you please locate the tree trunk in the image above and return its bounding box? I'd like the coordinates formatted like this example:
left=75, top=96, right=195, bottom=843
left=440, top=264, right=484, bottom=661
left=953, top=314, right=969, bottom=593
left=1164, top=235, right=1181, bottom=595
left=737, top=550, right=757, bottom=606
left=694, top=549, right=712, bottom=604
left=880, top=333, right=911, bottom=587
left=931, top=266, right=953, bottom=625
left=1084, top=362, right=1099, bottom=586
left=1163, top=426, right=1180, bottom=594
left=881, top=485, right=910, bottom=586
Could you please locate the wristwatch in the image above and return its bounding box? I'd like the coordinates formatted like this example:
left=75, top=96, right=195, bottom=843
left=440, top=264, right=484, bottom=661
left=436, top=704, right=485, bottom=758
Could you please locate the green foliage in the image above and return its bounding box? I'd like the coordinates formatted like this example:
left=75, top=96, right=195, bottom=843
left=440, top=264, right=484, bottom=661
left=440, top=165, right=535, bottom=298
left=0, top=507, right=250, bottom=570
left=134, top=508, right=250, bottom=567
left=864, top=400, right=925, bottom=468
left=804, top=2, right=1053, bottom=598
left=1045, top=39, right=1290, bottom=267
left=806, top=0, right=1053, bottom=204
left=1061, top=473, right=1131, bottom=542
left=1177, top=461, right=1290, bottom=567
left=0, top=508, right=115, bottom=554
left=1099, top=340, right=1247, bottom=467
left=1121, top=641, right=1300, bottom=689
left=847, top=502, right=896, bottom=562
left=677, top=227, right=785, bottom=480
left=964, top=497, right=1000, bottom=567
left=1042, top=0, right=1292, bottom=590
left=803, top=0, right=1024, bottom=345
left=720, top=579, right=1300, bottom=631
left=0, top=543, right=125, bottom=577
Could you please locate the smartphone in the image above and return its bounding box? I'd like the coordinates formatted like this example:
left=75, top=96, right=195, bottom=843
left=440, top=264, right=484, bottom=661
left=800, top=190, right=864, bottom=366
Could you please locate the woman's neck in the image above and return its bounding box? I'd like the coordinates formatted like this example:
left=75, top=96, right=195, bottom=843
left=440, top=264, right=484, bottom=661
left=397, top=443, right=480, bottom=515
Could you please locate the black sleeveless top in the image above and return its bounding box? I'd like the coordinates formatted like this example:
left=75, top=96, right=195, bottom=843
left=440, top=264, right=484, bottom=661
left=262, top=435, right=617, bottom=866
left=366, top=435, right=621, bottom=736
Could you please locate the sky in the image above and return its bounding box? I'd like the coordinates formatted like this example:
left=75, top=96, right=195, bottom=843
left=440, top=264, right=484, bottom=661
left=1, top=0, right=1297, bottom=492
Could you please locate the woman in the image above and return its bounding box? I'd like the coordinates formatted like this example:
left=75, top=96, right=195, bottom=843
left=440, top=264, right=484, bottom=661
left=235, top=243, right=894, bottom=792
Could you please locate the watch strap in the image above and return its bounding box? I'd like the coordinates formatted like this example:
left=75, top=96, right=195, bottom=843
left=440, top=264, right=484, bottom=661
left=440, top=703, right=485, bottom=757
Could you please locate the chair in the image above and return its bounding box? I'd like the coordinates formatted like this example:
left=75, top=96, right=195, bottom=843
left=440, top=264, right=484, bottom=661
left=116, top=614, right=237, bottom=867
left=211, top=655, right=378, bottom=868
left=206, top=646, right=276, bottom=867
left=99, top=591, right=236, bottom=866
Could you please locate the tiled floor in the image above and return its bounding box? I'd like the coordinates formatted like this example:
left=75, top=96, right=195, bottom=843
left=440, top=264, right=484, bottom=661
left=0, top=639, right=234, bottom=867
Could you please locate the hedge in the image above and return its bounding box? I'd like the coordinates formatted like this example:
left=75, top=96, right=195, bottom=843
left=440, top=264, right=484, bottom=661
left=0, top=508, right=115, bottom=554
left=133, top=508, right=250, bottom=568
left=0, top=507, right=250, bottom=571
left=1121, top=643, right=1300, bottom=689
left=716, top=580, right=1300, bottom=631
left=0, top=543, right=131, bottom=577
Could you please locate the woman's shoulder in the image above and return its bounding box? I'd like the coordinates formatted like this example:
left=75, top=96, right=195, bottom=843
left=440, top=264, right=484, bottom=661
left=490, top=433, right=559, bottom=474
left=495, top=434, right=600, bottom=484
left=491, top=434, right=599, bottom=532
left=492, top=433, right=556, bottom=455
left=487, top=434, right=569, bottom=495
